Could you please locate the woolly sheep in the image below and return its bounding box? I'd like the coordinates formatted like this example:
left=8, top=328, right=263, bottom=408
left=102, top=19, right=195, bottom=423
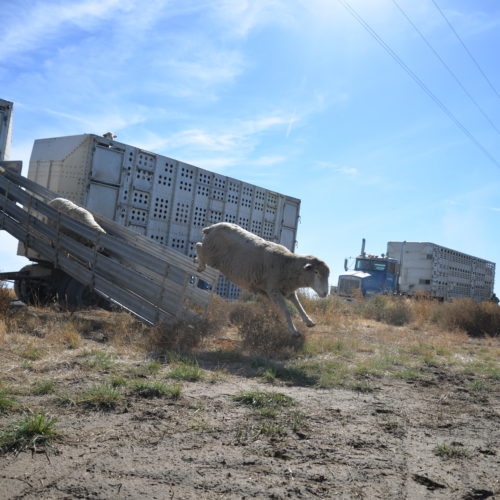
left=195, top=222, right=330, bottom=336
left=48, top=198, right=105, bottom=244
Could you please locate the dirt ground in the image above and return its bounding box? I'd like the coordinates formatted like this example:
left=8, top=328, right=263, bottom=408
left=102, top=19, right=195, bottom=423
left=0, top=309, right=499, bottom=500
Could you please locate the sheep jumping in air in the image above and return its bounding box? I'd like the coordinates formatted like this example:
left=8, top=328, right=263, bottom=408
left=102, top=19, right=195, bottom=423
left=195, top=222, right=330, bottom=336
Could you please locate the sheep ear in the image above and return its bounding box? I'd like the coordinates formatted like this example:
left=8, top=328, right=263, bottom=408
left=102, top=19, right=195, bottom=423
left=304, top=263, right=313, bottom=271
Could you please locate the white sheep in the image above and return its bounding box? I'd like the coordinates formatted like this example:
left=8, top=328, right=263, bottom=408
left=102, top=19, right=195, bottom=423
left=48, top=198, right=105, bottom=245
left=195, top=222, right=330, bottom=336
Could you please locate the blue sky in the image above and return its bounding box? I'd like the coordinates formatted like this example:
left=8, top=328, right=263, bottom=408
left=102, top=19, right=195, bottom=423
left=1, top=0, right=499, bottom=296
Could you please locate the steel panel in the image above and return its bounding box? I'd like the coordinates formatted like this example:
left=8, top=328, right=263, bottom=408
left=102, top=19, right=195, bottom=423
left=91, top=145, right=123, bottom=185
left=86, top=183, right=119, bottom=219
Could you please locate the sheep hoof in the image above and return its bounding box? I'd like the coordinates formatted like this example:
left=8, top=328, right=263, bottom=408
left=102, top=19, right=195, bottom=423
left=306, top=321, right=316, bottom=328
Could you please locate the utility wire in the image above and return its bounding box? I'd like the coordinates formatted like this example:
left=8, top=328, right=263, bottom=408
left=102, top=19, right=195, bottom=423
left=392, top=0, right=500, bottom=136
left=337, top=0, right=500, bottom=169
left=431, top=0, right=500, bottom=100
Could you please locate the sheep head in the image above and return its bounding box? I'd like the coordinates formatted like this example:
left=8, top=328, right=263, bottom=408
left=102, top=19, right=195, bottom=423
left=302, top=257, right=330, bottom=298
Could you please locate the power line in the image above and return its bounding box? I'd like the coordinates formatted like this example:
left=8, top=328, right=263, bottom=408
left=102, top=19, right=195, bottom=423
left=336, top=0, right=500, bottom=169
left=431, top=0, right=500, bottom=100
left=391, top=0, right=500, bottom=136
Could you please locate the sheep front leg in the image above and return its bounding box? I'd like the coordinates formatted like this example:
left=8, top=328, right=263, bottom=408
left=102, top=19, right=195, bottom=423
left=288, top=292, right=315, bottom=328
left=195, top=242, right=206, bottom=272
left=268, top=290, right=300, bottom=336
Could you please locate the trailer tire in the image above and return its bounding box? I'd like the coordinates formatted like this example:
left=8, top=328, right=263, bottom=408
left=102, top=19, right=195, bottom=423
left=53, top=273, right=74, bottom=306
left=14, top=265, right=53, bottom=306
left=60, top=278, right=107, bottom=310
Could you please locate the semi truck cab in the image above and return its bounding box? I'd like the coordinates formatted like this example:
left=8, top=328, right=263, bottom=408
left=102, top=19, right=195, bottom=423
left=337, top=254, right=399, bottom=298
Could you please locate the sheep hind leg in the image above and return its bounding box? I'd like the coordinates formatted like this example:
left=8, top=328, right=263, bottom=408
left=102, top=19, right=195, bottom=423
left=288, top=292, right=315, bottom=328
left=268, top=290, right=301, bottom=337
left=195, top=242, right=206, bottom=272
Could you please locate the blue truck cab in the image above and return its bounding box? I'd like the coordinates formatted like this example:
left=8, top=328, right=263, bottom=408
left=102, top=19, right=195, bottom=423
left=337, top=255, right=399, bottom=298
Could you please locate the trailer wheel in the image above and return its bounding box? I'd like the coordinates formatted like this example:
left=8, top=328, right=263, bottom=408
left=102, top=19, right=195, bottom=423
left=13, top=265, right=53, bottom=306
left=59, top=277, right=107, bottom=310
left=13, top=266, right=108, bottom=310
left=52, top=272, right=73, bottom=306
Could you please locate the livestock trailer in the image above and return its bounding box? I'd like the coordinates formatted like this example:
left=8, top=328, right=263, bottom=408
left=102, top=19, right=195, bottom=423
left=26, top=134, right=301, bottom=299
left=387, top=242, right=495, bottom=302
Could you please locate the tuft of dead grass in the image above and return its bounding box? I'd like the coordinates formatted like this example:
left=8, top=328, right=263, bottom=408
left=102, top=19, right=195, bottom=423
left=101, top=311, right=148, bottom=347
left=430, top=299, right=500, bottom=337
left=147, top=318, right=214, bottom=354
left=44, top=318, right=82, bottom=349
left=0, top=284, right=14, bottom=316
left=145, top=296, right=232, bottom=355
left=357, top=295, right=413, bottom=326
left=205, top=295, right=232, bottom=330
left=297, top=293, right=354, bottom=330
left=229, top=300, right=304, bottom=358
left=0, top=319, right=7, bottom=348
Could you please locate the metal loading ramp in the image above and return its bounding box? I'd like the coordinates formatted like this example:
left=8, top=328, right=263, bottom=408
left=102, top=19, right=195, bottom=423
left=0, top=165, right=218, bottom=325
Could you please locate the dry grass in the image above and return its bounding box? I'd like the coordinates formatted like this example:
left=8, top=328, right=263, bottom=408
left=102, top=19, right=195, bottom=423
left=0, top=290, right=498, bottom=394
left=100, top=311, right=149, bottom=347
left=355, top=295, right=413, bottom=326
left=229, top=299, right=304, bottom=358
left=297, top=293, right=356, bottom=333
left=147, top=319, right=215, bottom=354
left=0, top=285, right=14, bottom=316
left=145, top=295, right=232, bottom=355
left=430, top=298, right=500, bottom=337
left=43, top=319, right=82, bottom=349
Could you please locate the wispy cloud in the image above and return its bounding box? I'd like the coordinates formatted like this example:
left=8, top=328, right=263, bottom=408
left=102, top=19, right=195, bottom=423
left=0, top=0, right=129, bottom=60
left=336, top=166, right=358, bottom=176
left=439, top=5, right=500, bottom=37
left=286, top=111, right=297, bottom=138
left=176, top=154, right=286, bottom=173
left=132, top=113, right=292, bottom=176
left=315, top=161, right=358, bottom=176
left=141, top=114, right=291, bottom=153
left=1, top=1, right=249, bottom=103
left=252, top=155, right=286, bottom=167
left=160, top=52, right=244, bottom=88
left=39, top=106, right=147, bottom=132
left=212, top=0, right=292, bottom=38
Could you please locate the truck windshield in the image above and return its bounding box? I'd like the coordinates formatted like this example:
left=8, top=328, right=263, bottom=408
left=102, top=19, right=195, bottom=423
left=355, top=259, right=387, bottom=272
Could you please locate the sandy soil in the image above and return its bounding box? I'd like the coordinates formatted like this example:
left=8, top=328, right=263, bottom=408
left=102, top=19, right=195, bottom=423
left=0, top=312, right=499, bottom=500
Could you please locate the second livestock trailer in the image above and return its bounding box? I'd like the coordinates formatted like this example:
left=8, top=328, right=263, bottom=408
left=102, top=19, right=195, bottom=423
left=387, top=241, right=495, bottom=301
